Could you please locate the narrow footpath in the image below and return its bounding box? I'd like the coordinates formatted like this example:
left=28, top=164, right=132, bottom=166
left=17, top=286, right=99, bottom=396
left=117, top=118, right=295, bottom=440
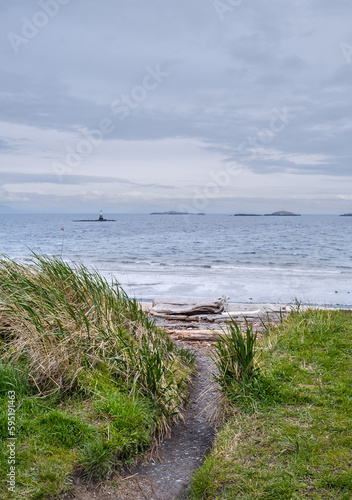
left=118, top=348, right=217, bottom=499
left=67, top=347, right=218, bottom=500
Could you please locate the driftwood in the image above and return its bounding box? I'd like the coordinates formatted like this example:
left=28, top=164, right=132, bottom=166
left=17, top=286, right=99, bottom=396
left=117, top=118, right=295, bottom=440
left=167, top=324, right=266, bottom=341
left=168, top=329, right=224, bottom=341
left=219, top=311, right=284, bottom=324
left=151, top=313, right=225, bottom=322
left=150, top=296, right=228, bottom=318
left=152, top=311, right=285, bottom=325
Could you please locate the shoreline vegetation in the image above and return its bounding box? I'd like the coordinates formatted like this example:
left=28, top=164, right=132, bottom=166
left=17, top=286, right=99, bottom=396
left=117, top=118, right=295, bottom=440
left=189, top=308, right=352, bottom=499
left=0, top=255, right=194, bottom=499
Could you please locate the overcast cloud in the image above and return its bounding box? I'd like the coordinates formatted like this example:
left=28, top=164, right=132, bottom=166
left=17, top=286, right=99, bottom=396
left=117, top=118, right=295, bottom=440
left=0, top=0, right=352, bottom=213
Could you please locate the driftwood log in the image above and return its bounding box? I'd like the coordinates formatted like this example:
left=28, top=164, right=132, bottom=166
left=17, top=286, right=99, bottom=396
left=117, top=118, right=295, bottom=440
left=168, top=329, right=224, bottom=341
left=167, top=324, right=266, bottom=341
left=150, top=296, right=228, bottom=318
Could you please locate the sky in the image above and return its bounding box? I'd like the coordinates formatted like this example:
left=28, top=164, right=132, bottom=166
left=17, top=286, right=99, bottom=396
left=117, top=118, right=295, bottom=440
left=0, top=0, right=352, bottom=214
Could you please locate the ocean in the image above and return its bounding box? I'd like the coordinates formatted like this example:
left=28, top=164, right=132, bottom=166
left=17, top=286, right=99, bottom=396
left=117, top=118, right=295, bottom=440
left=0, top=213, right=351, bottom=306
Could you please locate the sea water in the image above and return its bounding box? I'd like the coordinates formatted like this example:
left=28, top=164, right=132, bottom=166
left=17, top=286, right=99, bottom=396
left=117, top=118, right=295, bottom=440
left=0, top=213, right=351, bottom=306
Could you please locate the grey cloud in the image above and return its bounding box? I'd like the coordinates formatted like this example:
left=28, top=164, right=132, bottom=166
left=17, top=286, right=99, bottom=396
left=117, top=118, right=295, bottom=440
left=329, top=65, right=352, bottom=86
left=309, top=0, right=352, bottom=16
left=0, top=138, right=19, bottom=152
left=0, top=172, right=176, bottom=190
left=1, top=0, right=352, bottom=212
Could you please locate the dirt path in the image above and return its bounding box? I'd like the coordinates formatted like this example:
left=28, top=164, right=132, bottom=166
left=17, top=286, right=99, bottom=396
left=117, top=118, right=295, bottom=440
left=67, top=347, right=218, bottom=500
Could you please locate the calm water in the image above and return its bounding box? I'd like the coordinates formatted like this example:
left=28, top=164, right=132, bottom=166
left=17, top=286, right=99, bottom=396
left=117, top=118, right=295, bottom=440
left=0, top=214, right=351, bottom=306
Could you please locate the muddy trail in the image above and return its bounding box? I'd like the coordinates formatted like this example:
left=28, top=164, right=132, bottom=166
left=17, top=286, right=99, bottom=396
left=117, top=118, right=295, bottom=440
left=67, top=347, right=218, bottom=500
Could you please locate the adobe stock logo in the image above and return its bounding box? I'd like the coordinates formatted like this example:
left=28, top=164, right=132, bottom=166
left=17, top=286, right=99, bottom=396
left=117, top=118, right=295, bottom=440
left=52, top=64, right=170, bottom=180
left=213, top=0, right=244, bottom=21
left=7, top=0, right=72, bottom=54
left=178, top=106, right=294, bottom=218
left=340, top=42, right=352, bottom=64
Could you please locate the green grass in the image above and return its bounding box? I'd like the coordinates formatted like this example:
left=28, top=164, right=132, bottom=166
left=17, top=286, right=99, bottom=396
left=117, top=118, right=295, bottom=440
left=0, top=255, right=194, bottom=499
left=212, top=319, right=259, bottom=404
left=189, top=308, right=352, bottom=499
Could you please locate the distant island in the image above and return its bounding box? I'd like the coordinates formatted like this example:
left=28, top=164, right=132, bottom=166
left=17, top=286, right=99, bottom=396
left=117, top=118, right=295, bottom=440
left=232, top=211, right=301, bottom=217
left=150, top=211, right=205, bottom=215
left=233, top=213, right=261, bottom=217
left=340, top=213, right=352, bottom=217
left=264, top=211, right=301, bottom=217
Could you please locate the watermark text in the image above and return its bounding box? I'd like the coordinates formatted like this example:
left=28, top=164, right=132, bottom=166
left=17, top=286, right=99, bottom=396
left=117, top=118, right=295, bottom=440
left=7, top=391, right=16, bottom=493
left=52, top=64, right=170, bottom=180
left=7, top=0, right=73, bottom=54
left=213, top=0, right=244, bottom=21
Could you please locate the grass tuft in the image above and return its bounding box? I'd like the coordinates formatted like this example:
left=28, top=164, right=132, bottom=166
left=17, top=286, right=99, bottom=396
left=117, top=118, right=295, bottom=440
left=212, top=318, right=260, bottom=406
left=80, top=437, right=115, bottom=482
